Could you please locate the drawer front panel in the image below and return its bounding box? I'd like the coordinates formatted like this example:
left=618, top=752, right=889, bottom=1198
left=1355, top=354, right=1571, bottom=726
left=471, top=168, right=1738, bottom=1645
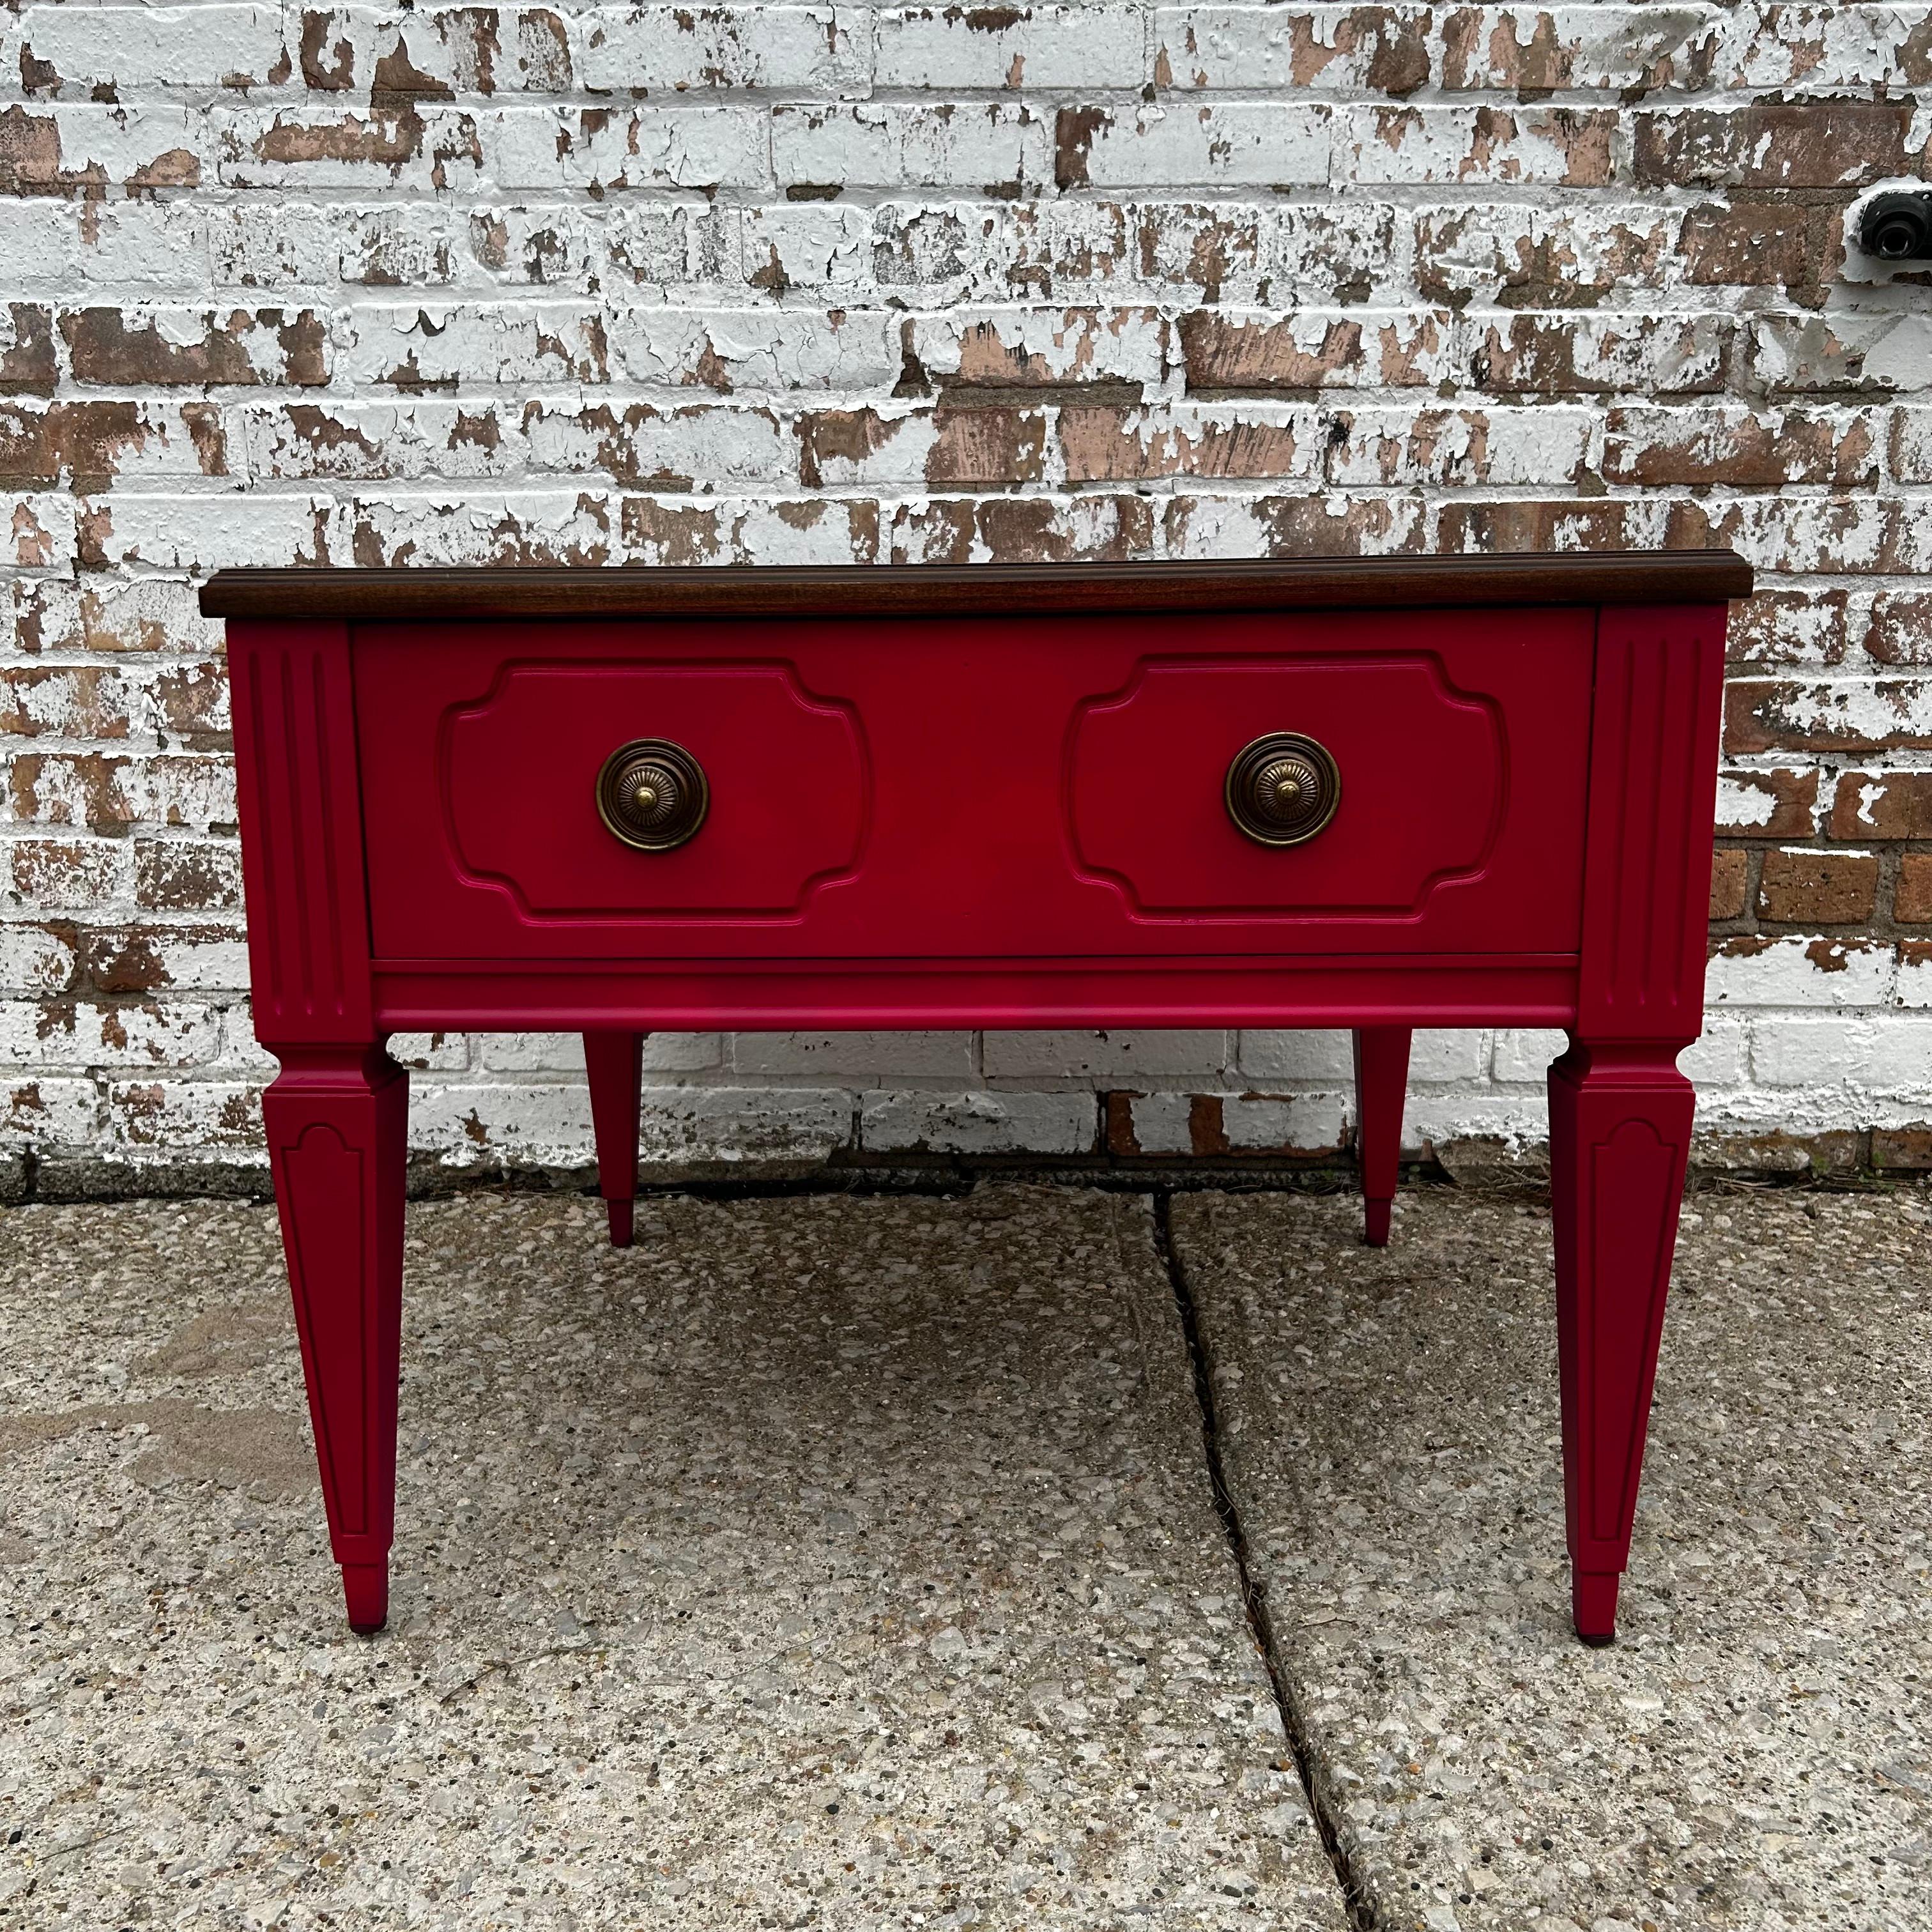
left=1070, top=655, right=1501, bottom=919
left=443, top=661, right=866, bottom=917
left=356, top=611, right=1594, bottom=961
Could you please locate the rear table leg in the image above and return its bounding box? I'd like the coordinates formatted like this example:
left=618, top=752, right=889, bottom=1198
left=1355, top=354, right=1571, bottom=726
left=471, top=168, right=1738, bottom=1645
left=585, top=1032, right=645, bottom=1248
left=1547, top=1039, right=1694, bottom=1644
left=263, top=1046, right=408, bottom=1636
left=1353, top=1027, right=1411, bottom=1247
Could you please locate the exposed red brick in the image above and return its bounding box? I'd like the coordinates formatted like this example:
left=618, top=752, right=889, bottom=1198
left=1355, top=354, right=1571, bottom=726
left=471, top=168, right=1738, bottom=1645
left=1604, top=408, right=1875, bottom=489
left=1179, top=313, right=1365, bottom=391
left=1758, top=848, right=1879, bottom=925
left=1678, top=201, right=1816, bottom=288
left=0, top=305, right=56, bottom=397
left=151, top=663, right=229, bottom=749
left=1187, top=1094, right=1230, bottom=1157
left=1868, top=595, right=1932, bottom=667
left=1413, top=208, right=1667, bottom=309
left=0, top=666, right=130, bottom=740
left=1059, top=406, right=1307, bottom=482
left=134, top=839, right=242, bottom=912
left=300, top=9, right=356, bottom=88
left=928, top=404, right=1047, bottom=486
left=61, top=310, right=329, bottom=388
left=1472, top=315, right=1725, bottom=395
left=1896, top=855, right=1932, bottom=924
left=1826, top=771, right=1932, bottom=841
left=1726, top=680, right=1932, bottom=756
left=0, top=104, right=64, bottom=190
left=1726, top=589, right=1850, bottom=668
left=1708, top=848, right=1750, bottom=920
left=1872, top=1124, right=1932, bottom=1170
left=1054, top=107, right=1108, bottom=190
left=1722, top=768, right=1818, bottom=839
left=1634, top=104, right=1918, bottom=188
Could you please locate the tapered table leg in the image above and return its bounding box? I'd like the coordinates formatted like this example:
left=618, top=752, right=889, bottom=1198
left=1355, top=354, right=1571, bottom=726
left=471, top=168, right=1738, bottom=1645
left=263, top=1046, right=408, bottom=1636
left=585, top=1031, right=645, bottom=1248
left=1353, top=1027, right=1411, bottom=1247
left=1547, top=1038, right=1694, bottom=1644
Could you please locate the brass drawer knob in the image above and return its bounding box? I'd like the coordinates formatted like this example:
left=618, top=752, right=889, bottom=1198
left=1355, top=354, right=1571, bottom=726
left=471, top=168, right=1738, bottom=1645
left=1225, top=732, right=1340, bottom=847
left=596, top=739, right=708, bottom=852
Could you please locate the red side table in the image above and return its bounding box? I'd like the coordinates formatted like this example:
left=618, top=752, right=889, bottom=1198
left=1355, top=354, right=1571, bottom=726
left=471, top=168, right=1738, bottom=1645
left=201, top=553, right=1751, bottom=1643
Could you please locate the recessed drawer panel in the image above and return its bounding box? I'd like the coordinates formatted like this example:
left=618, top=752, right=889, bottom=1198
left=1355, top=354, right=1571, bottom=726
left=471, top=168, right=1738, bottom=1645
left=441, top=661, right=866, bottom=917
left=1069, top=655, right=1503, bottom=919
left=355, top=611, right=1595, bottom=962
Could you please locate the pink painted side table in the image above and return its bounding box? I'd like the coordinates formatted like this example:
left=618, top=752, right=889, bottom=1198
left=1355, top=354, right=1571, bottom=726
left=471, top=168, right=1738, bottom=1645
left=201, top=553, right=1751, bottom=1643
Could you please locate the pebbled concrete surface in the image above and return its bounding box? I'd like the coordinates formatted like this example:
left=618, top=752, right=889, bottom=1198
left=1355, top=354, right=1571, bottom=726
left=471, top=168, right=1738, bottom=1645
left=1172, top=1185, right=1932, bottom=1932
left=0, top=1186, right=1346, bottom=1931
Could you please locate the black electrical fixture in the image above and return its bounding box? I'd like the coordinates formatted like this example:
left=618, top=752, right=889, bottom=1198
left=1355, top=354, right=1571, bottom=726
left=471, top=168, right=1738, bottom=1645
left=1859, top=191, right=1932, bottom=263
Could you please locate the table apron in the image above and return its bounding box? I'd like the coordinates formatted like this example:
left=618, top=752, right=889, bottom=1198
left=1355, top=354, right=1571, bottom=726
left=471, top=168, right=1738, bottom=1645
left=365, top=954, right=1582, bottom=1036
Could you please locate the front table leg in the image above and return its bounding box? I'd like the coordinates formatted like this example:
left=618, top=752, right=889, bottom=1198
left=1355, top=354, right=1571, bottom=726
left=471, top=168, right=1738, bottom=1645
left=584, top=1031, right=645, bottom=1248
left=1547, top=1038, right=1694, bottom=1644
left=1352, top=1027, right=1412, bottom=1247
left=263, top=1046, right=409, bottom=1635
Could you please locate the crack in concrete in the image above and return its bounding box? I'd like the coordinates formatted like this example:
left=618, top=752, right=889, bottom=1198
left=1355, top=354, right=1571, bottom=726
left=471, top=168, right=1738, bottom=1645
left=1151, top=1189, right=1379, bottom=1932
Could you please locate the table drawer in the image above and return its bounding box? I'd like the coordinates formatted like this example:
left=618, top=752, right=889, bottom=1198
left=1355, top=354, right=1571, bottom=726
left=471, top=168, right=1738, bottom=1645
left=355, top=610, right=1595, bottom=962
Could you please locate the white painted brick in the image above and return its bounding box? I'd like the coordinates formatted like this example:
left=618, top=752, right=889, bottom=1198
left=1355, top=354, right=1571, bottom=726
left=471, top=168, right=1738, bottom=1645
left=1338, top=105, right=1610, bottom=186
left=1407, top=1029, right=1489, bottom=1084
left=1327, top=406, right=1592, bottom=488
left=731, top=1032, right=974, bottom=1080
left=1225, top=1092, right=1347, bottom=1152
left=1491, top=1027, right=1568, bottom=1085
left=579, top=6, right=864, bottom=93
left=0, top=925, right=77, bottom=999
left=604, top=307, right=900, bottom=391
left=390, top=1031, right=476, bottom=1072
left=861, top=1089, right=1095, bottom=1154
left=638, top=1087, right=850, bottom=1160
left=1122, top=1091, right=1195, bottom=1154
left=469, top=1032, right=724, bottom=1073
left=83, top=494, right=333, bottom=573
left=1, top=1077, right=102, bottom=1149
left=741, top=205, right=873, bottom=289
left=774, top=103, right=1052, bottom=191
left=982, top=1029, right=1229, bottom=1081
left=105, top=1078, right=265, bottom=1154
left=209, top=205, right=342, bottom=289
left=1680, top=1018, right=1749, bottom=1088
left=1121, top=1087, right=1347, bottom=1153
left=1706, top=938, right=1897, bottom=1009
left=491, top=105, right=772, bottom=191
left=1070, top=103, right=1330, bottom=188
left=10, top=6, right=289, bottom=93
left=214, top=106, right=484, bottom=192
left=876, top=6, right=1147, bottom=90
left=1406, top=1091, right=1549, bottom=1154
left=1750, top=1016, right=1932, bottom=1092
left=1236, top=1030, right=1354, bottom=1082
left=908, top=305, right=1168, bottom=388
left=0, top=204, right=81, bottom=291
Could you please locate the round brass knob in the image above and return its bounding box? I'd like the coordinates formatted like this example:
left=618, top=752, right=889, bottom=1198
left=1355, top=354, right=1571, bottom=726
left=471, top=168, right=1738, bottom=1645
left=1225, top=732, right=1340, bottom=847
left=595, top=738, right=708, bottom=852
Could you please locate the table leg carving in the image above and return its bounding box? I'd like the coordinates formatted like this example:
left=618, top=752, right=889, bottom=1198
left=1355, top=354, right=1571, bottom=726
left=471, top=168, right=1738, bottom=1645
left=585, top=1032, right=645, bottom=1248
left=263, top=1046, right=408, bottom=1636
left=1547, top=1038, right=1694, bottom=1645
left=1353, top=1027, right=1411, bottom=1248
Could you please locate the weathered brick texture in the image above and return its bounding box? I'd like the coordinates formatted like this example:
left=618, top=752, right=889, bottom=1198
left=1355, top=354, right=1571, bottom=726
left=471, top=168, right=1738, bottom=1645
left=3, top=2, right=1930, bottom=1186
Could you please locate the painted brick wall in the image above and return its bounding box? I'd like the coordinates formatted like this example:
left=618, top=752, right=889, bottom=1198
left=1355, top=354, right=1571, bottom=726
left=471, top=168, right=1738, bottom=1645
left=1, top=3, right=1929, bottom=1190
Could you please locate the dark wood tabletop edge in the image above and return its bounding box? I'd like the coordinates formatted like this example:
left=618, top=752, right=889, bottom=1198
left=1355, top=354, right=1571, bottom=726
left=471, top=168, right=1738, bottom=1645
left=199, top=551, right=1755, bottom=618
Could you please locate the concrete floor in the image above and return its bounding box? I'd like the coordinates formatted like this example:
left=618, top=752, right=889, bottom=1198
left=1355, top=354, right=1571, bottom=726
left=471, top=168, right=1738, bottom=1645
left=0, top=1182, right=1926, bottom=1929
